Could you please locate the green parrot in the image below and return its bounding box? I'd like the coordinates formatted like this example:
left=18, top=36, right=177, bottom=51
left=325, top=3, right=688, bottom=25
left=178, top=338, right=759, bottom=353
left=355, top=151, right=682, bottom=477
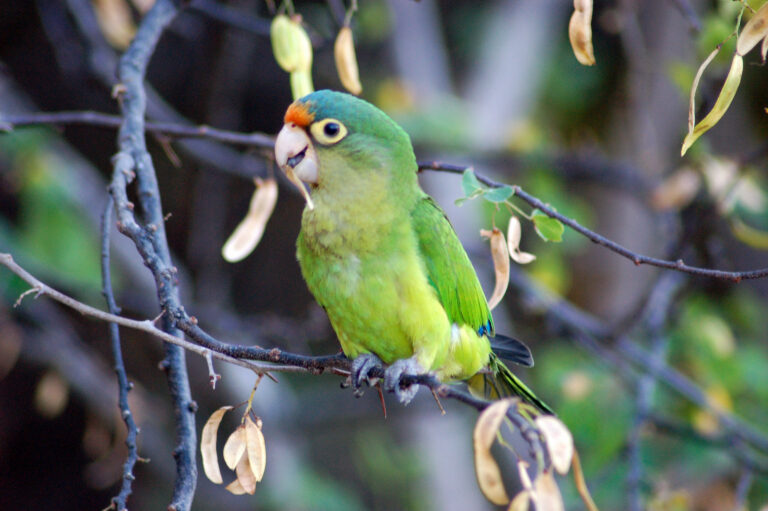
left=274, top=90, right=550, bottom=413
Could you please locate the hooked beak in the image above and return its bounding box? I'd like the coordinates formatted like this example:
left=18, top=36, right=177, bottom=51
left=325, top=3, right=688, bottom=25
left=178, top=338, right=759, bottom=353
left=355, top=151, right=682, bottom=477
left=275, top=123, right=318, bottom=209
left=275, top=123, right=318, bottom=184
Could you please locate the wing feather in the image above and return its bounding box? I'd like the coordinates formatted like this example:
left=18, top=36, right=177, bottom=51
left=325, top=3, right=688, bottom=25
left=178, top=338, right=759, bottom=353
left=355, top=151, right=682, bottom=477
left=410, top=196, right=493, bottom=335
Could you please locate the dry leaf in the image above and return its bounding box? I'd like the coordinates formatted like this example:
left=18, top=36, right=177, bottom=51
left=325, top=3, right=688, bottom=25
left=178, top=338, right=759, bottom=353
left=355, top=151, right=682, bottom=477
left=223, top=426, right=247, bottom=470
left=35, top=371, right=69, bottom=419
left=535, top=416, right=574, bottom=475
left=681, top=54, right=743, bottom=156
left=650, top=167, right=701, bottom=210
left=506, top=216, right=536, bottom=264
left=334, top=26, right=362, bottom=95
left=245, top=416, right=266, bottom=481
left=531, top=471, right=565, bottom=511
left=480, top=228, right=510, bottom=310
left=473, top=398, right=514, bottom=505
left=200, top=406, right=233, bottom=484
left=737, top=3, right=768, bottom=56
left=93, top=0, right=136, bottom=50
left=222, top=178, right=278, bottom=263
left=687, top=46, right=721, bottom=135
left=569, top=0, right=596, bottom=66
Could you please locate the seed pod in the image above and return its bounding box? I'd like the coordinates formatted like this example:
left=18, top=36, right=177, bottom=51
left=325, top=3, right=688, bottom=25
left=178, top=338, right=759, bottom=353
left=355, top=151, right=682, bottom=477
left=569, top=0, right=596, bottom=66
left=334, top=26, right=362, bottom=95
left=736, top=2, right=768, bottom=56
left=290, top=70, right=314, bottom=101
left=270, top=14, right=313, bottom=73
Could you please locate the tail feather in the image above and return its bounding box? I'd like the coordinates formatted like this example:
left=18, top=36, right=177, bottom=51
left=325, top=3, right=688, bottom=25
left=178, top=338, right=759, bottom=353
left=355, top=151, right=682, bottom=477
left=469, top=353, right=554, bottom=414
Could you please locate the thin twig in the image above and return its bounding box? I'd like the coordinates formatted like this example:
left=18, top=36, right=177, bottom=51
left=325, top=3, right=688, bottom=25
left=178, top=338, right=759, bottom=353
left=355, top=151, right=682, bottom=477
left=101, top=197, right=140, bottom=511
left=419, top=162, right=768, bottom=282
left=0, top=111, right=274, bottom=149
left=1, top=253, right=287, bottom=375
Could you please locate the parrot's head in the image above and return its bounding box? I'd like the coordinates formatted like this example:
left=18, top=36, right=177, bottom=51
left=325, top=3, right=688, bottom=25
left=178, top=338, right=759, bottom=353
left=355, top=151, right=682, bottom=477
left=274, top=90, right=416, bottom=207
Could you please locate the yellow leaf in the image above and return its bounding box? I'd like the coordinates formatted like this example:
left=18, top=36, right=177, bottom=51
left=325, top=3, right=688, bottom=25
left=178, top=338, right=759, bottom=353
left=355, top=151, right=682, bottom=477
left=531, top=471, right=565, bottom=511
left=506, top=216, right=536, bottom=265
left=681, top=54, right=743, bottom=156
left=35, top=371, right=69, bottom=419
left=245, top=416, right=266, bottom=482
left=569, top=0, right=596, bottom=66
left=535, top=416, right=574, bottom=475
left=473, top=398, right=515, bottom=505
left=222, top=178, right=278, bottom=263
left=334, top=27, right=363, bottom=95
left=687, top=46, right=722, bottom=135
left=289, top=70, right=314, bottom=101
left=223, top=426, right=246, bottom=470
left=737, top=3, right=768, bottom=56
left=480, top=228, right=510, bottom=310
left=200, top=405, right=233, bottom=484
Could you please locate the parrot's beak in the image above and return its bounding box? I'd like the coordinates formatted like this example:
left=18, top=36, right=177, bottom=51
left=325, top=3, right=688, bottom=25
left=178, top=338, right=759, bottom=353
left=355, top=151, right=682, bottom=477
left=275, top=123, right=318, bottom=184
left=275, top=123, right=318, bottom=209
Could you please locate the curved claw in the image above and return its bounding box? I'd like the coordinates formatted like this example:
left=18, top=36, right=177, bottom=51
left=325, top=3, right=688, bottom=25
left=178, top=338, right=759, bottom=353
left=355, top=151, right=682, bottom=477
left=384, top=357, right=424, bottom=405
left=350, top=353, right=384, bottom=395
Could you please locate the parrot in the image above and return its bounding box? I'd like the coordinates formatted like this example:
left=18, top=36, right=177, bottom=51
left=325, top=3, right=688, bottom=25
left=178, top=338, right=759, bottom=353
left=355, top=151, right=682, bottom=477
left=274, top=89, right=551, bottom=413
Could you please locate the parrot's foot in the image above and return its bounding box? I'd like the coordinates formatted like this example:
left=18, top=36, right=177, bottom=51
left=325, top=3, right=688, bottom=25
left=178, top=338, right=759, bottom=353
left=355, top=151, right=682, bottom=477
left=384, top=357, right=424, bottom=405
left=349, top=353, right=384, bottom=397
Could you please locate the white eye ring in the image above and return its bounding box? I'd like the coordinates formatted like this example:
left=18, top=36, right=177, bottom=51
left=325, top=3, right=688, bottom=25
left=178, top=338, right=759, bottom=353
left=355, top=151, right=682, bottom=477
left=310, top=118, right=347, bottom=145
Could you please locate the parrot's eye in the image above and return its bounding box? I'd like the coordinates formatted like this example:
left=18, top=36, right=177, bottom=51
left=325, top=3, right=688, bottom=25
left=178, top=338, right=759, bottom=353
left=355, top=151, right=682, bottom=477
left=310, top=118, right=348, bottom=145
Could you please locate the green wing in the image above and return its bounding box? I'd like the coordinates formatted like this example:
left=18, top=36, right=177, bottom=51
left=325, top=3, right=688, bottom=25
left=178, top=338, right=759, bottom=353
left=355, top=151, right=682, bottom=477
left=411, top=195, right=493, bottom=336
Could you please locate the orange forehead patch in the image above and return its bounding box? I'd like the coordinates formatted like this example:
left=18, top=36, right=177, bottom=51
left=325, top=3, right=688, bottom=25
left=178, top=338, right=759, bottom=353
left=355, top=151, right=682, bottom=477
left=284, top=102, right=315, bottom=127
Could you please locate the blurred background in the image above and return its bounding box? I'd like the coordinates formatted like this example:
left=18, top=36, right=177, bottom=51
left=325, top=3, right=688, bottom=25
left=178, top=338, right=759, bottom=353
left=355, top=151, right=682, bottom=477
left=1, top=0, right=768, bottom=509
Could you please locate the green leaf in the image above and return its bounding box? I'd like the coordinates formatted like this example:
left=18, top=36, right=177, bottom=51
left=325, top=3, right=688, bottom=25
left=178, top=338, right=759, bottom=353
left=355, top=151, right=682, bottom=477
left=532, top=210, right=564, bottom=242
left=461, top=168, right=483, bottom=196
left=482, top=185, right=514, bottom=204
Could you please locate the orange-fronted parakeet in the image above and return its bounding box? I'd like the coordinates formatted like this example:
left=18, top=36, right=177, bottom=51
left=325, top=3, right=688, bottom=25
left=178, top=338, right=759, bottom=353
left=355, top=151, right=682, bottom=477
left=275, top=90, right=550, bottom=413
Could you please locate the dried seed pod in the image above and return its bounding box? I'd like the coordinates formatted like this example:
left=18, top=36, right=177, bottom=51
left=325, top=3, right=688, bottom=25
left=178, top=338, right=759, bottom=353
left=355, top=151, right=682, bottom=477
left=222, top=178, right=278, bottom=263
left=334, top=26, right=363, bottom=95
left=270, top=14, right=313, bottom=73
left=200, top=406, right=234, bottom=484
left=473, top=399, right=514, bottom=505
left=535, top=416, right=574, bottom=475
left=737, top=3, right=768, bottom=56
left=569, top=0, right=596, bottom=66
left=506, top=216, right=536, bottom=264
left=480, top=228, right=510, bottom=310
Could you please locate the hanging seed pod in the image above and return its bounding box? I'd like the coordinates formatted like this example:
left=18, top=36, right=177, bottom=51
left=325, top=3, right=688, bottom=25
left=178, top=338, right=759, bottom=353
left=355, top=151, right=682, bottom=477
left=290, top=70, right=314, bottom=101
left=569, top=0, right=596, bottom=66
left=270, top=14, right=313, bottom=73
left=334, top=26, right=363, bottom=95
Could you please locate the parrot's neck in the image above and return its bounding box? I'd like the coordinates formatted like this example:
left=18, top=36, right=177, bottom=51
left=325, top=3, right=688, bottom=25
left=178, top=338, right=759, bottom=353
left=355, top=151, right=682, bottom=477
left=300, top=159, right=419, bottom=256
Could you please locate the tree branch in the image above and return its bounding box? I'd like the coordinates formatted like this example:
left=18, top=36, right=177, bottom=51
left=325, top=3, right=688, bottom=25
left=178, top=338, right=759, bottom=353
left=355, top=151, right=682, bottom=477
left=419, top=162, right=768, bottom=282
left=101, top=197, right=140, bottom=511
left=6, top=111, right=767, bottom=282
left=112, top=1, right=196, bottom=509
